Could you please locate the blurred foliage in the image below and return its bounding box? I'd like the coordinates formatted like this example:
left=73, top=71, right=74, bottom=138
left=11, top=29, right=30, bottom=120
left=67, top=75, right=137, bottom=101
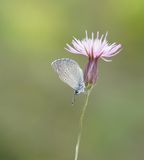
left=0, top=0, right=144, bottom=160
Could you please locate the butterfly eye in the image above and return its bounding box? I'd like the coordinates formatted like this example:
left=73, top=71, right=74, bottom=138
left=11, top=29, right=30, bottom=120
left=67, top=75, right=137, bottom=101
left=75, top=90, right=79, bottom=95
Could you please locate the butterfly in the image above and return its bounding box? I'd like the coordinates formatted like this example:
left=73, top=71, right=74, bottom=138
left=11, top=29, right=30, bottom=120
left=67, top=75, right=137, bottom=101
left=51, top=58, right=85, bottom=98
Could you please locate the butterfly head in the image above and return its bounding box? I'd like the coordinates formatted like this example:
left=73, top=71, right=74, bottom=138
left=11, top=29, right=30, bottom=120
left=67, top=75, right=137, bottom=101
left=74, top=82, right=85, bottom=95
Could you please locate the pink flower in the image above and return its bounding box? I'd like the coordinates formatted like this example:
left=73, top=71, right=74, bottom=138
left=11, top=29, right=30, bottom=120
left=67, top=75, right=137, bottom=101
left=65, top=31, right=122, bottom=86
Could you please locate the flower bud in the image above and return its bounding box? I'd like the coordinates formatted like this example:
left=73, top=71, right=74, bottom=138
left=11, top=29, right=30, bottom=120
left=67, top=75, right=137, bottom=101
left=84, top=58, right=98, bottom=87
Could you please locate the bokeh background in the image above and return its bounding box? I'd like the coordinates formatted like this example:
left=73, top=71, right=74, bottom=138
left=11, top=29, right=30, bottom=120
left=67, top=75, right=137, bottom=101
left=0, top=0, right=144, bottom=160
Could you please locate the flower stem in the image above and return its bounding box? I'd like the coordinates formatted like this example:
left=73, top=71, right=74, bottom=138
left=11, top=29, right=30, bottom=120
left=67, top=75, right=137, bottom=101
left=74, top=89, right=92, bottom=160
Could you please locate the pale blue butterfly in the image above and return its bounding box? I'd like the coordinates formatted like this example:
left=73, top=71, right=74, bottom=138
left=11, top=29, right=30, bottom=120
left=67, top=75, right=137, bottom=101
left=51, top=58, right=85, bottom=99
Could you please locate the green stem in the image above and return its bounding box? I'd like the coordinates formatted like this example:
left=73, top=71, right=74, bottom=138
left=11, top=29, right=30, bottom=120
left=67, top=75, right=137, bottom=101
left=74, top=90, right=92, bottom=160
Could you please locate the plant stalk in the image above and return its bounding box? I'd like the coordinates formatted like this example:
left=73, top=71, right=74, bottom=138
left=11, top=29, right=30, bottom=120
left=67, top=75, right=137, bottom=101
left=74, top=89, right=91, bottom=160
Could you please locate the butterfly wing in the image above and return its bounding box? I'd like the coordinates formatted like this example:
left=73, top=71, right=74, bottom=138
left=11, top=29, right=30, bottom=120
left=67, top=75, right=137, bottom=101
left=51, top=58, right=85, bottom=93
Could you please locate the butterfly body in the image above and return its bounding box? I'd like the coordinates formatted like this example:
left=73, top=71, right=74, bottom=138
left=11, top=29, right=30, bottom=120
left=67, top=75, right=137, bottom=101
left=51, top=58, right=85, bottom=94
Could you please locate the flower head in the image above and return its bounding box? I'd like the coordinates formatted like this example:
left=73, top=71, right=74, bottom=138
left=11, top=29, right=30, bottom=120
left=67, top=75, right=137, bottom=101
left=65, top=31, right=122, bottom=61
left=65, top=31, right=122, bottom=87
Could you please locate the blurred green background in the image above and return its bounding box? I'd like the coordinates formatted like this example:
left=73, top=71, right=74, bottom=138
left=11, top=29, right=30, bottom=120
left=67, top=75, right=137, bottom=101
left=0, top=0, right=144, bottom=160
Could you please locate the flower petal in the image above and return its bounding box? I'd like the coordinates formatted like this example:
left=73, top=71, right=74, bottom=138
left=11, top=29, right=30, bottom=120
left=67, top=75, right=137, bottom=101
left=65, top=32, right=122, bottom=60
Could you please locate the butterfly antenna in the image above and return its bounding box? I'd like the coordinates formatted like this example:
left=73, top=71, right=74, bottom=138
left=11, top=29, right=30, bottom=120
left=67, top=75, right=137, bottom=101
left=72, top=91, right=76, bottom=106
